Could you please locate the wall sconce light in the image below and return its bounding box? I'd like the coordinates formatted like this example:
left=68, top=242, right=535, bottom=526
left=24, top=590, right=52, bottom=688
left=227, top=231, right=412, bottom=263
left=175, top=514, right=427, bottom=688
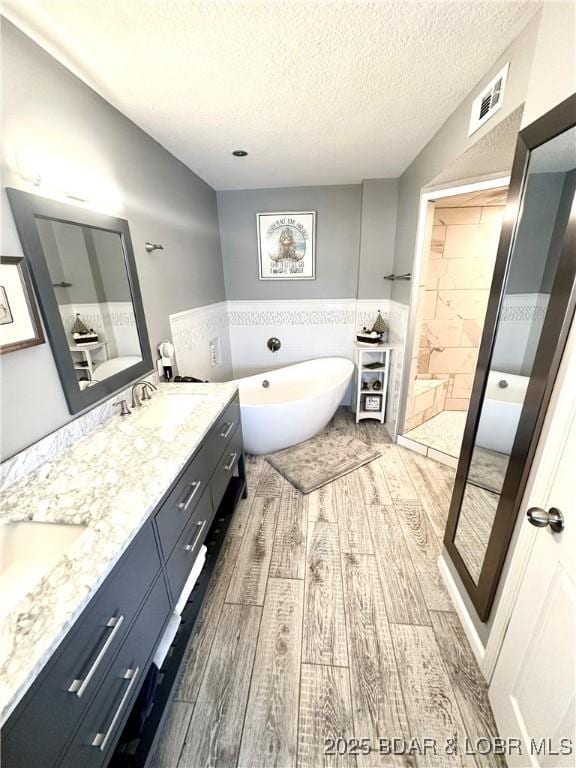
left=145, top=242, right=164, bottom=253
left=16, top=149, right=89, bottom=201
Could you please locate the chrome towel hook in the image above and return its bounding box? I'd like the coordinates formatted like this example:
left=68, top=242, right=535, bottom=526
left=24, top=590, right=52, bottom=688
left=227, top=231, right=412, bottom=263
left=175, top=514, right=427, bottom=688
left=145, top=242, right=164, bottom=253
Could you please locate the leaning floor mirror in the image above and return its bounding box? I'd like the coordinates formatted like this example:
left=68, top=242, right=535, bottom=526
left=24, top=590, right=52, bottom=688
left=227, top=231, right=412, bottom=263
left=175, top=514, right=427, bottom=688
left=7, top=189, right=153, bottom=413
left=444, top=94, right=576, bottom=621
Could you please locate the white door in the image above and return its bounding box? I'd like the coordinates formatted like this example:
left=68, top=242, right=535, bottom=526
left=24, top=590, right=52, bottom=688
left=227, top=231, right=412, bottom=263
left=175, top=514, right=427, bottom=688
left=489, top=323, right=576, bottom=767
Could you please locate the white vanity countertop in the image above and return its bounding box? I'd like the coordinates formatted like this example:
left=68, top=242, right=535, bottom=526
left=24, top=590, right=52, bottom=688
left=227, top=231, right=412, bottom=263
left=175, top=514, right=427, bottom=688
left=0, top=381, right=238, bottom=726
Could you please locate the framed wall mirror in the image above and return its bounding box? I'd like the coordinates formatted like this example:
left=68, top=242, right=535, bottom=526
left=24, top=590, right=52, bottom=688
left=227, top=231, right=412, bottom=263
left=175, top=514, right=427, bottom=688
left=7, top=189, right=153, bottom=413
left=444, top=94, right=576, bottom=621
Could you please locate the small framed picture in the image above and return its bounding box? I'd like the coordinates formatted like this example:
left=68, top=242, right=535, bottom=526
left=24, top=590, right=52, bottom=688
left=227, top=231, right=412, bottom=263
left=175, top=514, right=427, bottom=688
left=0, top=256, right=45, bottom=354
left=361, top=393, right=383, bottom=412
left=257, top=211, right=316, bottom=280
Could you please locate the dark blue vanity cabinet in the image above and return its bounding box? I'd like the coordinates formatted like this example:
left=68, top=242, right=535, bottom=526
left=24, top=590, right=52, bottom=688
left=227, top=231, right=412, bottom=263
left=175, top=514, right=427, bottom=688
left=1, top=393, right=246, bottom=768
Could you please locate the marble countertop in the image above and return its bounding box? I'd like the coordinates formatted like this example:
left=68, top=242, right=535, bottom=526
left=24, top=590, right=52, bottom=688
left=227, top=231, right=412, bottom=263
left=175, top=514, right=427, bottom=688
left=0, top=381, right=237, bottom=726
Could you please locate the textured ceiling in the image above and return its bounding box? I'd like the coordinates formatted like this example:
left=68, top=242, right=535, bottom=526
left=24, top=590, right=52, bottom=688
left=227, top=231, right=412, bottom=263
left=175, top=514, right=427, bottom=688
left=5, top=0, right=541, bottom=190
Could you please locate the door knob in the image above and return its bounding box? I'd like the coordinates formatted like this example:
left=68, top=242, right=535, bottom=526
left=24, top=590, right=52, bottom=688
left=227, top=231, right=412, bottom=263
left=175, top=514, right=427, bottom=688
left=526, top=506, right=564, bottom=533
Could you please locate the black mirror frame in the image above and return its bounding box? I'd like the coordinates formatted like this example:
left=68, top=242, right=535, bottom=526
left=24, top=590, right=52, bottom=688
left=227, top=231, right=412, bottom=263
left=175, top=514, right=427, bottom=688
left=444, top=93, right=576, bottom=622
left=6, top=188, right=154, bottom=414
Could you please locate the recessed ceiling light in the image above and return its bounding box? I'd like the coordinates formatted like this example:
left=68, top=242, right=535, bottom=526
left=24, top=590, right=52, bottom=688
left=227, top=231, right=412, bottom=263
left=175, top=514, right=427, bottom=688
left=232, top=149, right=248, bottom=157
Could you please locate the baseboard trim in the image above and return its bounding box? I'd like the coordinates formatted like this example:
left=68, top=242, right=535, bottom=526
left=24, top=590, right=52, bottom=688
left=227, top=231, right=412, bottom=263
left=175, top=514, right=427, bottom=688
left=438, top=552, right=486, bottom=674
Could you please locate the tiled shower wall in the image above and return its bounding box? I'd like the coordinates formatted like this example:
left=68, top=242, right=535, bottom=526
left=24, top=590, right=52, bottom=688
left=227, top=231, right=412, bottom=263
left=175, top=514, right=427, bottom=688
left=403, top=204, right=504, bottom=432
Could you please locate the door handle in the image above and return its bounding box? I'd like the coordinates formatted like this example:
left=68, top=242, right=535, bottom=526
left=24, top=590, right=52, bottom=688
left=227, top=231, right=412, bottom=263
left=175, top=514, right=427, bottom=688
left=184, top=520, right=206, bottom=552
left=177, top=481, right=201, bottom=511
left=526, top=506, right=564, bottom=533
left=67, top=615, right=124, bottom=697
left=91, top=667, right=140, bottom=751
left=224, top=452, right=237, bottom=472
left=220, top=421, right=234, bottom=439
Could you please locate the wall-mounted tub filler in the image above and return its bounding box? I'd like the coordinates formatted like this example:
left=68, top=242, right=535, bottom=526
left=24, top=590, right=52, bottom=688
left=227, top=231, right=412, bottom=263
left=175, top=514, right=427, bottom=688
left=267, top=337, right=281, bottom=352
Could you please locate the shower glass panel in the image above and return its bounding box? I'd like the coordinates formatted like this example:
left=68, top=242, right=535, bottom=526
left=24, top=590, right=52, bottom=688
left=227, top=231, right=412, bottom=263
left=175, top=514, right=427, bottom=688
left=454, top=126, right=576, bottom=584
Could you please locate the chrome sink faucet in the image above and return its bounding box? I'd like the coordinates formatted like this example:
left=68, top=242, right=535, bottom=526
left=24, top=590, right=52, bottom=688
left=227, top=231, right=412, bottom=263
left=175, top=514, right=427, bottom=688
left=130, top=380, right=158, bottom=409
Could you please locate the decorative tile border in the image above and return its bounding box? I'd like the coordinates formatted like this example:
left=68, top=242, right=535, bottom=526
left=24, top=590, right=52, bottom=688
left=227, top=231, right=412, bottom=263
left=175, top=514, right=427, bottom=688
left=59, top=302, right=137, bottom=331
left=228, top=299, right=357, bottom=327
left=500, top=293, right=548, bottom=322
left=227, top=299, right=392, bottom=331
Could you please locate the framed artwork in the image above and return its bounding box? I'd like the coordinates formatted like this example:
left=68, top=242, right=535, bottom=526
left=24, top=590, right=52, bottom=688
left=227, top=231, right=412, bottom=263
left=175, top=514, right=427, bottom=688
left=257, top=211, right=316, bottom=280
left=361, top=393, right=382, bottom=412
left=0, top=256, right=45, bottom=354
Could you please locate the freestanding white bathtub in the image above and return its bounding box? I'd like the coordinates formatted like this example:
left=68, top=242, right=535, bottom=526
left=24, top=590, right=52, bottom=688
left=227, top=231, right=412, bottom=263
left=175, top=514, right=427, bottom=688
left=236, top=357, right=354, bottom=454
left=476, top=370, right=529, bottom=454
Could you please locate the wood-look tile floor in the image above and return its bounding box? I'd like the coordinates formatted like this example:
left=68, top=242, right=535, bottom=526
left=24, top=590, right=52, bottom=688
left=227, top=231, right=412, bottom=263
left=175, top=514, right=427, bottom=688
left=152, top=410, right=504, bottom=768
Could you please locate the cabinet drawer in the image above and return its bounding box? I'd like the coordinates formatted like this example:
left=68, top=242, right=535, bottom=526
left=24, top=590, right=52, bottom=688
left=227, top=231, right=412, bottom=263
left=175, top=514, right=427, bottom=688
left=2, top=523, right=160, bottom=768
left=165, top=486, right=213, bottom=601
left=205, top=395, right=240, bottom=469
left=60, top=574, right=171, bottom=768
left=210, top=425, right=243, bottom=513
left=155, top=445, right=209, bottom=560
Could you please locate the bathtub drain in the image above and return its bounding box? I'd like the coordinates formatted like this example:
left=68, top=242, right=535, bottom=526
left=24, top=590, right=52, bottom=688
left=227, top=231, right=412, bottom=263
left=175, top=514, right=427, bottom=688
left=262, top=380, right=270, bottom=388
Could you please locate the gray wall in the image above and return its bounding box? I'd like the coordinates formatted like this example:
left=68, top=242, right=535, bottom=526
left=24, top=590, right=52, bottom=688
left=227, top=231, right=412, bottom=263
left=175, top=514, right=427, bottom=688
left=507, top=171, right=570, bottom=294
left=391, top=13, right=540, bottom=306
left=521, top=1, right=576, bottom=128
left=36, top=221, right=133, bottom=305
left=218, top=185, right=362, bottom=300
left=357, top=179, right=398, bottom=300
left=1, top=20, right=226, bottom=459
left=218, top=180, right=398, bottom=301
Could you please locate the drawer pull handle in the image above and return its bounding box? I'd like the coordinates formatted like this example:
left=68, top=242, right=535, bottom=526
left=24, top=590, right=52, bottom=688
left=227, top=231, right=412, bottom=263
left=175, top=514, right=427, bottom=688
left=220, top=421, right=234, bottom=439
left=91, top=666, right=140, bottom=751
left=224, top=452, right=238, bottom=472
left=68, top=615, right=124, bottom=698
left=177, top=481, right=201, bottom=511
left=184, top=520, right=206, bottom=552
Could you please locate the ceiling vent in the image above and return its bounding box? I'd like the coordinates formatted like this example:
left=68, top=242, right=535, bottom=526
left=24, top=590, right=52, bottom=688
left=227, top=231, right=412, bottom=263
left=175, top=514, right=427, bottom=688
left=468, top=63, right=509, bottom=137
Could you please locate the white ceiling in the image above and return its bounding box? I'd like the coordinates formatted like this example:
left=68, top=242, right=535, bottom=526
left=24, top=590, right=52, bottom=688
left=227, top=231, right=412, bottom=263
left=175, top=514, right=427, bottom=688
left=4, top=0, right=541, bottom=190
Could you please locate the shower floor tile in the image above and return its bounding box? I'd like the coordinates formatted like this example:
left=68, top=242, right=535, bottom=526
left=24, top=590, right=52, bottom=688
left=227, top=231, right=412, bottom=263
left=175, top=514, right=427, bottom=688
left=404, top=410, right=467, bottom=458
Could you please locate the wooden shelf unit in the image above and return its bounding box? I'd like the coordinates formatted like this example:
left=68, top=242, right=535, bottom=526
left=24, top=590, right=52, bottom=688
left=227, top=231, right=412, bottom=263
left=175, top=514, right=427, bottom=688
left=353, top=343, right=392, bottom=424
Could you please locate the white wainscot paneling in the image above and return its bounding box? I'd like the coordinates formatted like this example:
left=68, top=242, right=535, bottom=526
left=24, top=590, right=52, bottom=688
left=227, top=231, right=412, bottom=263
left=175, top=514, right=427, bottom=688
left=228, top=300, right=361, bottom=378
left=169, top=302, right=232, bottom=382
left=169, top=298, right=406, bottom=417
left=59, top=302, right=140, bottom=357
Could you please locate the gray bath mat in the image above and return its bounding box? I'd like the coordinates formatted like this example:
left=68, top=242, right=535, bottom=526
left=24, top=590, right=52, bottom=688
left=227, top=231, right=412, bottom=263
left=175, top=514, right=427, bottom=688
left=267, top=432, right=381, bottom=494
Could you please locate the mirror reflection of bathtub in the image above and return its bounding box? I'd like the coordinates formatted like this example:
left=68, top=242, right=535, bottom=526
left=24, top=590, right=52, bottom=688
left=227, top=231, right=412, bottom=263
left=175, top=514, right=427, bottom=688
left=236, top=357, right=354, bottom=454
left=475, top=371, right=529, bottom=454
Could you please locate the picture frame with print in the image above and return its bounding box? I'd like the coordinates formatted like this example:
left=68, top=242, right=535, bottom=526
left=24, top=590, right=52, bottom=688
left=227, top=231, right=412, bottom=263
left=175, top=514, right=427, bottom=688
left=257, top=211, right=316, bottom=280
left=0, top=256, right=45, bottom=354
left=361, top=392, right=383, bottom=412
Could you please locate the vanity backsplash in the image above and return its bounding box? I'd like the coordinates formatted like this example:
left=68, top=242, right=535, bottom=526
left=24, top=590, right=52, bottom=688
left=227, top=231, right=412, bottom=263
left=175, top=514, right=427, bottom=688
left=0, top=372, right=159, bottom=493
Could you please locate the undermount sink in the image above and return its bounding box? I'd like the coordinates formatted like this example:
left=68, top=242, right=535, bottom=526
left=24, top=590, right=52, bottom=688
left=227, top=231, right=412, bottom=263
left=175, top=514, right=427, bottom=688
left=0, top=521, right=87, bottom=621
left=135, top=392, right=207, bottom=429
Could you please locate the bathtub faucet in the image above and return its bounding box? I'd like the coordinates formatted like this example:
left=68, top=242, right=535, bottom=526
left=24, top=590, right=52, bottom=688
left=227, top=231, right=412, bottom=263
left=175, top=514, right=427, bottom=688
left=267, top=337, right=281, bottom=353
